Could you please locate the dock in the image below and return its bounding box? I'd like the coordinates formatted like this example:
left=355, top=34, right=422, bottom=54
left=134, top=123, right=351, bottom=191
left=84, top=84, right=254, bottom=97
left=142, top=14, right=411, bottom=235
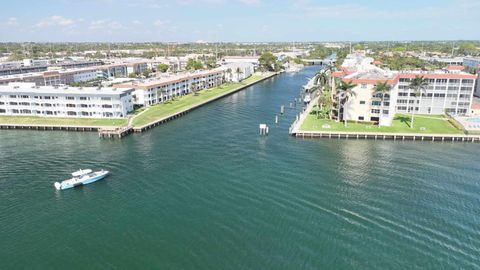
left=98, top=126, right=133, bottom=139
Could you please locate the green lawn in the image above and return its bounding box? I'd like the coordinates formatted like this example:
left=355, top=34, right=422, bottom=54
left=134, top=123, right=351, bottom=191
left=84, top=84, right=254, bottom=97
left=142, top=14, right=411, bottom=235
left=132, top=75, right=265, bottom=127
left=300, top=108, right=463, bottom=134
left=0, top=116, right=127, bottom=127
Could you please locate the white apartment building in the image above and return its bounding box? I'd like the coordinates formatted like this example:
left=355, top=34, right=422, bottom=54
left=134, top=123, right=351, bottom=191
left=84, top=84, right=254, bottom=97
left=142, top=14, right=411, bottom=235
left=217, top=62, right=254, bottom=82
left=114, top=70, right=224, bottom=107
left=0, top=83, right=134, bottom=118
left=337, top=63, right=477, bottom=124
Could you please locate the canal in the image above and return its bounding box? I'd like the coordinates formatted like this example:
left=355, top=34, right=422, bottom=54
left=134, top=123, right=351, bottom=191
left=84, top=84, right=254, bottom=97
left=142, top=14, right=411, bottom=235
left=1, top=66, right=479, bottom=269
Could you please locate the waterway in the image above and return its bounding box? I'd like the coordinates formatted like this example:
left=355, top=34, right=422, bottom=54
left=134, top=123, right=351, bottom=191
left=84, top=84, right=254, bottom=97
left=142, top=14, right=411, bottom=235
left=1, top=67, right=479, bottom=269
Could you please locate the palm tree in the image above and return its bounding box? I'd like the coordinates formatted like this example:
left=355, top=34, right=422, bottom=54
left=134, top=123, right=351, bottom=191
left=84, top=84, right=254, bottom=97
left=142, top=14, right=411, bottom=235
left=408, top=76, right=429, bottom=129
left=336, top=80, right=357, bottom=125
left=373, top=81, right=391, bottom=127
left=235, top=67, right=243, bottom=83
left=226, top=68, right=233, bottom=82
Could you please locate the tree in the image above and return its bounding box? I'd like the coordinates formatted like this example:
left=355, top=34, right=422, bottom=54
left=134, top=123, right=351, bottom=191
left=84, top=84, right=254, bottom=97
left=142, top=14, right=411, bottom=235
left=142, top=68, right=152, bottom=78
left=129, top=72, right=138, bottom=78
left=186, top=58, right=203, bottom=70
left=336, top=80, right=357, bottom=125
left=235, top=67, right=243, bottom=82
left=408, top=76, right=429, bottom=128
left=156, top=63, right=169, bottom=73
left=225, top=68, right=233, bottom=82
left=258, top=52, right=277, bottom=71
left=317, top=88, right=333, bottom=119
left=373, top=81, right=392, bottom=127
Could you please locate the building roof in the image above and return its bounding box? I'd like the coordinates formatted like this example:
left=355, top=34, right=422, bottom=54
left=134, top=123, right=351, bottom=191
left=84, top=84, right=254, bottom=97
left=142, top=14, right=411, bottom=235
left=447, top=65, right=465, bottom=71
left=0, top=83, right=133, bottom=96
left=114, top=69, right=223, bottom=89
left=343, top=69, right=397, bottom=84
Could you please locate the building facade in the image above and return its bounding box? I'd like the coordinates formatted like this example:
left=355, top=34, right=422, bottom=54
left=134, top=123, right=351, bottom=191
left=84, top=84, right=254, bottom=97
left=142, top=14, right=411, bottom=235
left=0, top=83, right=134, bottom=118
left=339, top=66, right=477, bottom=124
left=114, top=70, right=224, bottom=107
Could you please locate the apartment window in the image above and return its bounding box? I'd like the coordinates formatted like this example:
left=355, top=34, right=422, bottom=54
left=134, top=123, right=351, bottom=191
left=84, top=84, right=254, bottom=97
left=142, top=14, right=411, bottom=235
left=79, top=97, right=87, bottom=100
left=462, top=79, right=473, bottom=84
left=359, top=101, right=366, bottom=105
left=101, top=97, right=112, bottom=101
left=44, top=96, right=51, bottom=100
left=372, top=101, right=381, bottom=106
left=361, top=84, right=367, bottom=89
left=66, top=96, right=75, bottom=100
left=9, top=95, right=16, bottom=98
left=21, top=95, right=29, bottom=99
left=80, top=104, right=88, bottom=108
left=102, top=104, right=112, bottom=108
left=67, top=111, right=77, bottom=116
left=9, top=102, right=18, bottom=105
left=358, top=116, right=364, bottom=121
left=371, top=109, right=380, bottom=114
left=436, top=79, right=447, bottom=84
left=66, top=104, right=76, bottom=108
left=449, top=79, right=460, bottom=84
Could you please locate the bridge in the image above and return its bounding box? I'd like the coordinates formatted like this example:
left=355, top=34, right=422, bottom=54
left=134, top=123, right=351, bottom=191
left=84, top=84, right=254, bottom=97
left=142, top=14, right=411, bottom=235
left=301, top=58, right=336, bottom=66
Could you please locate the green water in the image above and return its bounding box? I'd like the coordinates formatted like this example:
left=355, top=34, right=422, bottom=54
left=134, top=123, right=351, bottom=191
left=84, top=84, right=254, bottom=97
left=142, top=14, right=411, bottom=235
left=1, top=67, right=479, bottom=269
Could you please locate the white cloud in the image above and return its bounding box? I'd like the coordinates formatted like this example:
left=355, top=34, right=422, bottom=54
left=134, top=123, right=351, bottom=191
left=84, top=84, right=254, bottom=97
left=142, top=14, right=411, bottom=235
left=5, top=17, right=18, bottom=26
left=153, top=20, right=170, bottom=27
left=132, top=20, right=142, bottom=25
left=238, top=0, right=260, bottom=5
left=89, top=19, right=125, bottom=30
left=36, top=15, right=76, bottom=28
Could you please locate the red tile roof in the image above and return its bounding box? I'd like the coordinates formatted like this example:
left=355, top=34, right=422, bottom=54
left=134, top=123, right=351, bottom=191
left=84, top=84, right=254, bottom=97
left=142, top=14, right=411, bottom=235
left=447, top=65, right=465, bottom=71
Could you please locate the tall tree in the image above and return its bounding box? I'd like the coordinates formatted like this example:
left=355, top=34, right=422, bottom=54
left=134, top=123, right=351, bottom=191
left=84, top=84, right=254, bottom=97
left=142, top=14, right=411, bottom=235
left=373, top=81, right=392, bottom=126
left=408, top=76, right=429, bottom=128
left=336, top=80, right=357, bottom=124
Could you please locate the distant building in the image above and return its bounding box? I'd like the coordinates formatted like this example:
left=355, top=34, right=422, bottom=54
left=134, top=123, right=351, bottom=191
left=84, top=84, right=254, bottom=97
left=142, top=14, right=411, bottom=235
left=463, top=57, right=480, bottom=70
left=419, top=56, right=463, bottom=66
left=0, top=60, right=151, bottom=86
left=0, top=83, right=134, bottom=118
left=221, top=56, right=259, bottom=65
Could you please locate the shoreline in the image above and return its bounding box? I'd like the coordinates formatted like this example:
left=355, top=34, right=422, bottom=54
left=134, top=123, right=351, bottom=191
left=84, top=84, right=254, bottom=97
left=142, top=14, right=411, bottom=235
left=0, top=72, right=279, bottom=137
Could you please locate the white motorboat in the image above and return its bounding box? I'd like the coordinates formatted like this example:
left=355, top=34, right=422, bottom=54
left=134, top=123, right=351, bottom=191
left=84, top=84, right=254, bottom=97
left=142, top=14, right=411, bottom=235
left=54, top=169, right=109, bottom=190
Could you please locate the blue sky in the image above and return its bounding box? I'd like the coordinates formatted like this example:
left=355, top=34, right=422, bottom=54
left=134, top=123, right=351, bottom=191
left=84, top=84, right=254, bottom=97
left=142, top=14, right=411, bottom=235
left=0, top=0, right=479, bottom=42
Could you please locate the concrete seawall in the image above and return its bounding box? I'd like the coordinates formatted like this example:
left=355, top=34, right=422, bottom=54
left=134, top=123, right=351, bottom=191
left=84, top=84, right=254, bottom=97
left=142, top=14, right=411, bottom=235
left=293, top=130, right=480, bottom=143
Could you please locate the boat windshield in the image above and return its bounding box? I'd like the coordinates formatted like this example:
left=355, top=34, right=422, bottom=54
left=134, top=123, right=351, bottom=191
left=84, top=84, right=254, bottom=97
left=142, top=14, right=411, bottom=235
left=72, top=169, right=92, bottom=177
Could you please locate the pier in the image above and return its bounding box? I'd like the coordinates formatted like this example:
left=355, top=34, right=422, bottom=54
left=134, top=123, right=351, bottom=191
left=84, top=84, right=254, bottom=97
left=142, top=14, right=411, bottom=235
left=98, top=126, right=133, bottom=139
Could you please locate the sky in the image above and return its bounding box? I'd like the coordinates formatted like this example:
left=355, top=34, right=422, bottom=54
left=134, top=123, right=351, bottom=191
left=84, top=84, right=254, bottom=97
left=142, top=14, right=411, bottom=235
left=0, top=0, right=479, bottom=42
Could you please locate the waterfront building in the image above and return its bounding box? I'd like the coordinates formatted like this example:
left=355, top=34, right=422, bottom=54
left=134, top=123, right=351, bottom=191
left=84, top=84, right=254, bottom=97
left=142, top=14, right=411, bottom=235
left=217, top=62, right=254, bottom=82
left=114, top=70, right=224, bottom=107
left=0, top=82, right=134, bottom=118
left=335, top=58, right=478, bottom=124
